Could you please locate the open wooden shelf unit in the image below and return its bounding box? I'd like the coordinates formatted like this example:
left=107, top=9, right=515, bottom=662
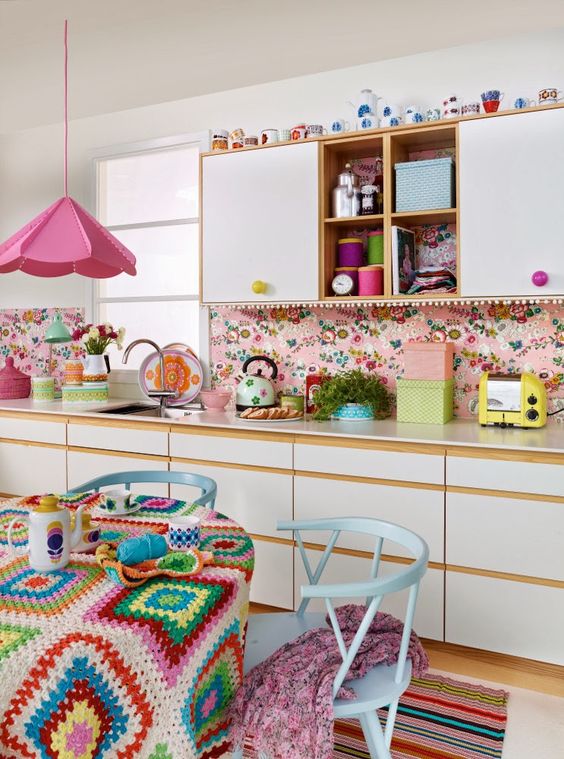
left=320, top=123, right=458, bottom=301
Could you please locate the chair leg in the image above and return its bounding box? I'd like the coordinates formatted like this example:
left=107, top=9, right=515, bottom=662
left=231, top=749, right=243, bottom=759
left=384, top=697, right=400, bottom=747
left=359, top=711, right=392, bottom=759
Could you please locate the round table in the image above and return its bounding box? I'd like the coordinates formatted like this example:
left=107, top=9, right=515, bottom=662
left=0, top=494, right=254, bottom=758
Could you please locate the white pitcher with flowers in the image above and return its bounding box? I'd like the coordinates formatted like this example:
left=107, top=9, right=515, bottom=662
left=72, top=322, right=125, bottom=382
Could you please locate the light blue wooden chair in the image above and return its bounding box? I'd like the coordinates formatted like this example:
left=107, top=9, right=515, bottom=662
left=69, top=470, right=217, bottom=508
left=236, top=517, right=429, bottom=759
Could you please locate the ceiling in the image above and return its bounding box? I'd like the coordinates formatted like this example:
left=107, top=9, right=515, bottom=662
left=2, top=0, right=564, bottom=133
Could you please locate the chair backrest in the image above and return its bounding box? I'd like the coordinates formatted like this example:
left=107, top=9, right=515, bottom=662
left=69, top=470, right=217, bottom=508
left=277, top=516, right=429, bottom=698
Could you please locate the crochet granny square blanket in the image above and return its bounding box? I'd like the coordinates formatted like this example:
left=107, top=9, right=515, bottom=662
left=0, top=495, right=254, bottom=758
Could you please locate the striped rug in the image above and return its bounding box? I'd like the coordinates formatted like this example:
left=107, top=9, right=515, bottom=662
left=334, top=673, right=508, bottom=758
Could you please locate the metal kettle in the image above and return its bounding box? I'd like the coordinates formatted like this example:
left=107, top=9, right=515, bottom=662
left=236, top=355, right=278, bottom=410
left=332, top=162, right=360, bottom=218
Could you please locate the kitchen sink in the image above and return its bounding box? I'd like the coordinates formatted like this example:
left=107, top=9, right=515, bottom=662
left=96, top=403, right=204, bottom=418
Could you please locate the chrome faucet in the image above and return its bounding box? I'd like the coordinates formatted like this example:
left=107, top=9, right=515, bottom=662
left=122, top=339, right=177, bottom=413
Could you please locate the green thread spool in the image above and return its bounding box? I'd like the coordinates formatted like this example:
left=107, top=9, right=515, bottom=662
left=367, top=230, right=384, bottom=265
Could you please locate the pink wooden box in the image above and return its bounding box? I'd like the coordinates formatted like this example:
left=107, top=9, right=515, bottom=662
left=403, top=342, right=454, bottom=380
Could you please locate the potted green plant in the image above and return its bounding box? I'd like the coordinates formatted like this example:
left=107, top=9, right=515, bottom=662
left=312, top=368, right=392, bottom=422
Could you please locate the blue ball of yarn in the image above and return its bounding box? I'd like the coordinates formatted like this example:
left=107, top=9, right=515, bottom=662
left=116, top=533, right=168, bottom=566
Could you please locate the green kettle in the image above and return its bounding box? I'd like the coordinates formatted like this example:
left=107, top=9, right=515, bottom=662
left=235, top=355, right=278, bottom=411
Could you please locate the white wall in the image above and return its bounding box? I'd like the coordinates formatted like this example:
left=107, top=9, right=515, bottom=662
left=1, top=27, right=563, bottom=308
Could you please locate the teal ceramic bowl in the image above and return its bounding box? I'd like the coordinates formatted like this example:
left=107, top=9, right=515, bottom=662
left=331, top=403, right=374, bottom=421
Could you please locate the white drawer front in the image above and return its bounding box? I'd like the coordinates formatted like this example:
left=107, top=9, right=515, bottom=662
left=447, top=492, right=564, bottom=580
left=67, top=451, right=168, bottom=496
left=171, top=432, right=292, bottom=469
left=295, top=475, right=443, bottom=562
left=68, top=423, right=168, bottom=456
left=295, top=550, right=443, bottom=641
left=251, top=539, right=293, bottom=609
left=0, top=442, right=67, bottom=495
left=447, top=455, right=564, bottom=498
left=171, top=462, right=292, bottom=538
left=446, top=571, right=564, bottom=665
left=0, top=416, right=66, bottom=445
left=295, top=443, right=443, bottom=485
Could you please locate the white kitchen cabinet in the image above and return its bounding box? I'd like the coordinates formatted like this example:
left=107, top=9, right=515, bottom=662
left=68, top=422, right=168, bottom=456
left=170, top=460, right=293, bottom=538
left=446, top=454, right=564, bottom=498
left=446, top=571, right=564, bottom=664
left=67, top=450, right=168, bottom=496
left=459, top=109, right=564, bottom=296
left=294, top=475, right=444, bottom=562
left=252, top=539, right=294, bottom=609
left=0, top=416, right=66, bottom=445
left=170, top=431, right=292, bottom=469
left=295, top=549, right=444, bottom=641
left=294, top=442, right=444, bottom=485
left=447, top=492, right=564, bottom=581
left=201, top=141, right=319, bottom=303
left=0, top=442, right=67, bottom=495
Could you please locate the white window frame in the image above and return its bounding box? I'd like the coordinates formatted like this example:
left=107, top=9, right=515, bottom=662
left=87, top=131, right=210, bottom=384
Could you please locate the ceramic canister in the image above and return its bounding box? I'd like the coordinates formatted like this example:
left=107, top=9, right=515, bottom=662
left=261, top=129, right=279, bottom=145
left=367, top=230, right=384, bottom=265
left=211, top=130, right=229, bottom=151
left=338, top=238, right=363, bottom=267
left=358, top=265, right=384, bottom=296
left=334, top=266, right=359, bottom=294
left=31, top=376, right=55, bottom=402
left=64, top=361, right=83, bottom=385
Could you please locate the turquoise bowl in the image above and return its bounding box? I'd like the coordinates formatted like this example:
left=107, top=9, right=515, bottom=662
left=331, top=403, right=374, bottom=421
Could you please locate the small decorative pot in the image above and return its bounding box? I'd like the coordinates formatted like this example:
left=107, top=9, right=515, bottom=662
left=83, top=354, right=108, bottom=383
left=331, top=403, right=375, bottom=421
left=31, top=376, right=55, bottom=402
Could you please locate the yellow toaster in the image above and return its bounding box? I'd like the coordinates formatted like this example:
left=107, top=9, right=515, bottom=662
left=478, top=372, right=547, bottom=428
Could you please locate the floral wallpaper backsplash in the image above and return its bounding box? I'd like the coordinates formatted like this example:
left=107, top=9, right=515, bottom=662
left=0, top=308, right=85, bottom=386
left=210, top=302, right=564, bottom=423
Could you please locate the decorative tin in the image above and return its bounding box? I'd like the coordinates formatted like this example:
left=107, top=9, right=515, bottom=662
left=395, top=157, right=455, bottom=212
left=396, top=378, right=454, bottom=424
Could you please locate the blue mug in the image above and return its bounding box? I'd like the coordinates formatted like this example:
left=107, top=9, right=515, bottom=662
left=389, top=116, right=403, bottom=127
left=168, top=516, right=201, bottom=551
left=330, top=119, right=350, bottom=133
left=481, top=89, right=503, bottom=102
left=514, top=97, right=535, bottom=109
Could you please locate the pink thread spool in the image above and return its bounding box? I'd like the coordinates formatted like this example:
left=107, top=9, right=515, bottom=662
left=358, top=265, right=384, bottom=296
left=334, top=266, right=359, bottom=294
left=338, top=238, right=364, bottom=267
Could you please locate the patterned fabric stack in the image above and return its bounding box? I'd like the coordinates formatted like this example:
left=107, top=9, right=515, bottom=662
left=0, top=495, right=254, bottom=758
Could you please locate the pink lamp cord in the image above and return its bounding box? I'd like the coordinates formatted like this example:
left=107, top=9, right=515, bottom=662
left=64, top=19, right=68, bottom=197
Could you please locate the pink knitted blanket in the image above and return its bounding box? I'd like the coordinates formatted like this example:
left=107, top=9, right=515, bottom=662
left=230, top=604, right=428, bottom=759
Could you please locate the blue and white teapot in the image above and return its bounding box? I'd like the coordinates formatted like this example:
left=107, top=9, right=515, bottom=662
left=347, top=89, right=382, bottom=123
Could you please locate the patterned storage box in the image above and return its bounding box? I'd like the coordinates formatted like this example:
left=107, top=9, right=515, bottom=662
left=403, top=342, right=454, bottom=380
left=62, top=382, right=109, bottom=402
left=395, top=157, right=455, bottom=211
left=396, top=378, right=454, bottom=424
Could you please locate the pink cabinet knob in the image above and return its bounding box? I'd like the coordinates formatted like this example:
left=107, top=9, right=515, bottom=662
left=531, top=270, right=549, bottom=287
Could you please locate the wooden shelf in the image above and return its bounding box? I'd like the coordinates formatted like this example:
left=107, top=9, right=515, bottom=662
left=391, top=208, right=457, bottom=226
left=324, top=214, right=384, bottom=226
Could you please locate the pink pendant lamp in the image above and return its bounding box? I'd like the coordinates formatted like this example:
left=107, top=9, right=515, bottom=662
left=0, top=21, right=136, bottom=279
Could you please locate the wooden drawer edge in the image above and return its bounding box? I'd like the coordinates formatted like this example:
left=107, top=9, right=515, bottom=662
left=171, top=426, right=293, bottom=443
left=0, top=410, right=68, bottom=423
left=447, top=564, right=564, bottom=589
left=67, top=445, right=169, bottom=462
left=170, top=456, right=292, bottom=476
left=0, top=437, right=66, bottom=451
left=295, top=435, right=445, bottom=456
left=447, top=484, right=564, bottom=504
left=296, top=469, right=444, bottom=491
left=446, top=446, right=564, bottom=465
left=67, top=416, right=171, bottom=433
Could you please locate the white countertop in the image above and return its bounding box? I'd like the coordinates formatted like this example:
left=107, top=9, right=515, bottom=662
left=0, top=398, right=563, bottom=454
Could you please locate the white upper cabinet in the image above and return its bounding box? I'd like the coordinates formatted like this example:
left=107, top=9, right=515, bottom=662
left=201, top=142, right=319, bottom=303
left=459, top=109, right=564, bottom=297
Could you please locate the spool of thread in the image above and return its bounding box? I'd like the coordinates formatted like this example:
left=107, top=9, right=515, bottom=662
left=335, top=266, right=359, bottom=294
left=338, top=237, right=363, bottom=267
left=367, top=230, right=384, bottom=265
left=358, top=265, right=384, bottom=296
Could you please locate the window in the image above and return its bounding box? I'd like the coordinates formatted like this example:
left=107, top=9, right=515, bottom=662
left=92, top=133, right=208, bottom=373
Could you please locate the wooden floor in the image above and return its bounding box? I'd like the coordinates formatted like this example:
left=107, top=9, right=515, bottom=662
left=249, top=603, right=564, bottom=698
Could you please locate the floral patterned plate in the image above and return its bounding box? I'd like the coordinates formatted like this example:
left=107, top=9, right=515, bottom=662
left=138, top=348, right=203, bottom=406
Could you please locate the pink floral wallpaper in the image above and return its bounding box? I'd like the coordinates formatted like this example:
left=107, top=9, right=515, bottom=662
left=0, top=308, right=85, bottom=386
left=210, top=302, right=564, bottom=422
